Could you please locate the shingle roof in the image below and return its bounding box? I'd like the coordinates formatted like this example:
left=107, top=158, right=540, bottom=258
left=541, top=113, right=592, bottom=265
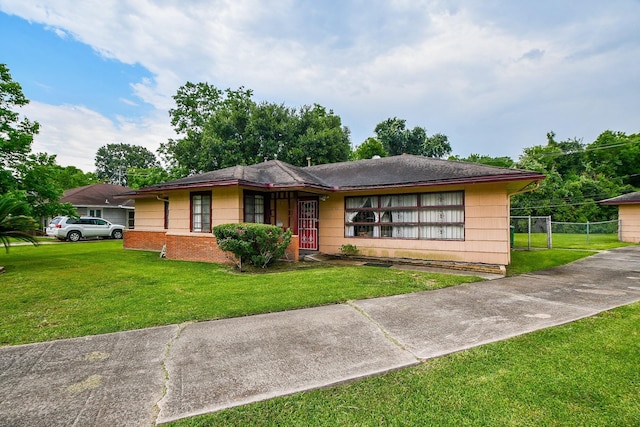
left=62, top=183, right=135, bottom=207
left=128, top=155, right=544, bottom=195
left=600, top=191, right=640, bottom=205
left=139, top=160, right=330, bottom=192
left=306, top=155, right=543, bottom=189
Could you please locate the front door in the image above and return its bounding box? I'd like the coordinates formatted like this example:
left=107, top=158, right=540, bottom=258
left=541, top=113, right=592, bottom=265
left=298, top=199, right=319, bottom=250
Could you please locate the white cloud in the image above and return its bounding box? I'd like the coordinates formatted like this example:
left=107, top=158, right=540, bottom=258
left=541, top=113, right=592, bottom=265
left=25, top=101, right=172, bottom=172
left=2, top=0, right=639, bottom=166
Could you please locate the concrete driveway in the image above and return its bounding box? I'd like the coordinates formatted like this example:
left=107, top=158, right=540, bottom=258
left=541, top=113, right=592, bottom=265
left=1, top=246, right=639, bottom=426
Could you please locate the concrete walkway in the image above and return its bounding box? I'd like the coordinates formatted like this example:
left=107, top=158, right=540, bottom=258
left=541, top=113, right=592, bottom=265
left=1, top=246, right=639, bottom=426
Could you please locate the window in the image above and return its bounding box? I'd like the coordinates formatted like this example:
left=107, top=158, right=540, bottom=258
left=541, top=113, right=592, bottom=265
left=191, top=192, right=211, bottom=232
left=244, top=192, right=268, bottom=224
left=128, top=211, right=135, bottom=229
left=163, top=201, right=169, bottom=230
left=345, top=191, right=464, bottom=240
left=89, top=209, right=102, bottom=217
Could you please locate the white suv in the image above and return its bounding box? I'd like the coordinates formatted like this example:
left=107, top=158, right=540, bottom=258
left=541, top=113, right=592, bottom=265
left=46, top=216, right=125, bottom=242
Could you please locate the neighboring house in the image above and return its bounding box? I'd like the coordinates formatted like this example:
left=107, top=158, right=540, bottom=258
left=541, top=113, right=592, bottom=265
left=61, top=183, right=135, bottom=228
left=121, top=155, right=544, bottom=271
left=600, top=191, right=640, bottom=243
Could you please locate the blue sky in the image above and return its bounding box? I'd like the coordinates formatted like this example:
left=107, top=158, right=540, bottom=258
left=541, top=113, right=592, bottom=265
left=1, top=0, right=639, bottom=172
left=2, top=14, right=153, bottom=117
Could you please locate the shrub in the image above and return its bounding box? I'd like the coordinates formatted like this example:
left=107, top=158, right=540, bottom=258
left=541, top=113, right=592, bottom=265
left=213, top=223, right=293, bottom=270
left=339, top=244, right=359, bottom=256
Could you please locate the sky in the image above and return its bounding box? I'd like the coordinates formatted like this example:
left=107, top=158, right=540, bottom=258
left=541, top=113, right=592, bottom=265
left=1, top=0, right=639, bottom=173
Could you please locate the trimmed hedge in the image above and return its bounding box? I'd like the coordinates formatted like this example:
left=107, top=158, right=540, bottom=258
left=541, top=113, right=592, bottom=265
left=213, top=223, right=293, bottom=270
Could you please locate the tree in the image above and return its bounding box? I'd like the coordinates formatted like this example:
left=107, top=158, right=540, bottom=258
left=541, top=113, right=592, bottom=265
left=587, top=130, right=640, bottom=188
left=351, top=137, right=387, bottom=160
left=511, top=131, right=630, bottom=222
left=0, top=194, right=39, bottom=252
left=53, top=165, right=98, bottom=190
left=423, top=133, right=452, bottom=158
left=159, top=83, right=254, bottom=173
left=0, top=63, right=40, bottom=194
left=287, top=104, right=351, bottom=166
left=95, top=143, right=160, bottom=186
left=14, top=153, right=76, bottom=221
left=126, top=166, right=185, bottom=189
left=449, top=154, right=515, bottom=168
left=161, top=82, right=352, bottom=172
left=373, top=117, right=451, bottom=158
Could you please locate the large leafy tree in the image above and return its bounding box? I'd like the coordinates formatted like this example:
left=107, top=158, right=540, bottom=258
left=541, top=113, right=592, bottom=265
left=373, top=117, right=451, bottom=158
left=95, top=143, right=160, bottom=186
left=511, top=132, right=629, bottom=222
left=52, top=165, right=98, bottom=190
left=0, top=64, right=76, bottom=224
left=0, top=63, right=40, bottom=194
left=15, top=153, right=76, bottom=220
left=587, top=130, right=640, bottom=188
left=160, top=82, right=351, bottom=172
left=287, top=104, right=351, bottom=166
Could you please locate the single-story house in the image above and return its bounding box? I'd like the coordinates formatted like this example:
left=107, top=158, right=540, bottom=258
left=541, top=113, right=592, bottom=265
left=121, top=155, right=544, bottom=271
left=61, top=183, right=135, bottom=228
left=600, top=191, right=640, bottom=243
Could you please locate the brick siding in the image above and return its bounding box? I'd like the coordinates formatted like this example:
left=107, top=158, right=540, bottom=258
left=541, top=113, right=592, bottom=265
left=123, top=230, right=166, bottom=251
left=123, top=230, right=300, bottom=263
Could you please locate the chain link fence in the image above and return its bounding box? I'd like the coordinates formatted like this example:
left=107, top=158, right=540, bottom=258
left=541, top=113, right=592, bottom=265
left=510, top=216, right=620, bottom=249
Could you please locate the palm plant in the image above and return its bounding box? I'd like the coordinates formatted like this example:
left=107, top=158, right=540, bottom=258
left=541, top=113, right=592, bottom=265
left=0, top=194, right=39, bottom=252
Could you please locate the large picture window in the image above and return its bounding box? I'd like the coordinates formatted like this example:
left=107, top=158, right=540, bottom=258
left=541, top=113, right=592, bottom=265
left=345, top=191, right=464, bottom=240
left=191, top=192, right=211, bottom=232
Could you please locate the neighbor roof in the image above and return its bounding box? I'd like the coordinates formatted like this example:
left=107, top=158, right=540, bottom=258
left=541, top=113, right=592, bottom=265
left=126, top=155, right=544, bottom=196
left=600, top=191, right=640, bottom=205
left=62, top=183, right=135, bottom=207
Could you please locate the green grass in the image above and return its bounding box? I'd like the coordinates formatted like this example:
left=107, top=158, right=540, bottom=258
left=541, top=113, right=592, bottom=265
left=4, top=238, right=638, bottom=425
left=514, top=232, right=628, bottom=250
left=0, top=241, right=482, bottom=346
left=506, top=249, right=596, bottom=276
left=169, top=302, right=640, bottom=426
left=508, top=233, right=634, bottom=276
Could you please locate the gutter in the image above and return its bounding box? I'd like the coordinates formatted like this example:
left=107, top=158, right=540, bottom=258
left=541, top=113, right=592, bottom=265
left=508, top=180, right=542, bottom=196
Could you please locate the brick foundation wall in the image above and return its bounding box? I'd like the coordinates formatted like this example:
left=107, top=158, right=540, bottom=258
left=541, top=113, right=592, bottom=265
left=286, top=235, right=299, bottom=262
left=165, top=233, right=231, bottom=263
left=123, top=230, right=300, bottom=264
left=123, top=230, right=166, bottom=251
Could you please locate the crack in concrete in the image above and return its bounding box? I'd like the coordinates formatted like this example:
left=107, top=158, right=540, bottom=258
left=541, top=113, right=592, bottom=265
left=346, top=301, right=420, bottom=361
left=151, top=322, right=192, bottom=426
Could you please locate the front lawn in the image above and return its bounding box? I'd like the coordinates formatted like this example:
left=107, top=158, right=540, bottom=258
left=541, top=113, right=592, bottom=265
left=0, top=241, right=482, bottom=346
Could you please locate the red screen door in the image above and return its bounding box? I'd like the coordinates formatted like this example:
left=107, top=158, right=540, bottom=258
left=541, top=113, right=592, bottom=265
left=298, top=199, right=319, bottom=250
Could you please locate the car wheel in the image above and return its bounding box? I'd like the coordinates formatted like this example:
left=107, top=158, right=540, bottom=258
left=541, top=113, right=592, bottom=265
left=67, top=231, right=81, bottom=242
left=111, top=229, right=124, bottom=239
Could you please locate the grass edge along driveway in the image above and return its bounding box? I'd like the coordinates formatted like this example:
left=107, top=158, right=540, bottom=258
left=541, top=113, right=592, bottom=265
left=169, top=302, right=640, bottom=426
